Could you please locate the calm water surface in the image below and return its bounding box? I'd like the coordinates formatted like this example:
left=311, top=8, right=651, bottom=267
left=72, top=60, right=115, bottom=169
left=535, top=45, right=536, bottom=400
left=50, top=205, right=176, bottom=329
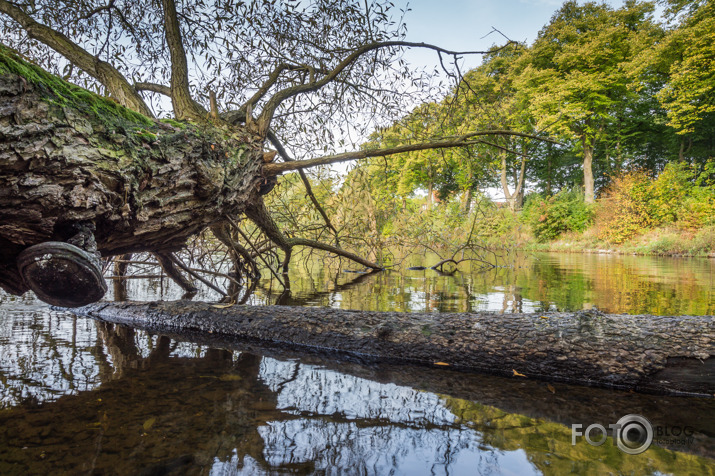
left=1, top=252, right=714, bottom=474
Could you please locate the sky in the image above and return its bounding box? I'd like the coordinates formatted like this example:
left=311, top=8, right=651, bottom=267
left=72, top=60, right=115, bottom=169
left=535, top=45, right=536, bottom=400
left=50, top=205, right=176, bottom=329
left=398, top=0, right=626, bottom=71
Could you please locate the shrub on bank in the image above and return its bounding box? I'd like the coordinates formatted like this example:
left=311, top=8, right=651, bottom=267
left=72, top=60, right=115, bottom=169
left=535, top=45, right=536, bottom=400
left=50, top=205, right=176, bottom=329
left=595, top=162, right=715, bottom=244
left=521, top=189, right=594, bottom=242
left=630, top=225, right=715, bottom=256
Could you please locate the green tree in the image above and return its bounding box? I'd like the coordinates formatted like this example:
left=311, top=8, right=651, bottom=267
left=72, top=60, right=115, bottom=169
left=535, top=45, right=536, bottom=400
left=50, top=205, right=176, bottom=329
left=654, top=0, right=715, bottom=135
left=454, top=46, right=537, bottom=211
left=361, top=44, right=542, bottom=211
left=0, top=0, right=543, bottom=301
left=514, top=0, right=661, bottom=202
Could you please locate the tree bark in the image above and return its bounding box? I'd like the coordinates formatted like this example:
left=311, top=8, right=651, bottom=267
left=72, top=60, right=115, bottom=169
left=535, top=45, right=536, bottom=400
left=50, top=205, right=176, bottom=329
left=500, top=152, right=525, bottom=211
left=582, top=134, right=595, bottom=203
left=74, top=301, right=715, bottom=396
left=0, top=47, right=264, bottom=294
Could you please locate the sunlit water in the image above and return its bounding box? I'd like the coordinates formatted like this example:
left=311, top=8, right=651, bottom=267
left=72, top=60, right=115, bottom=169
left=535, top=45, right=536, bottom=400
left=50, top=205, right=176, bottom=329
left=1, top=252, right=714, bottom=474
left=110, top=251, right=715, bottom=315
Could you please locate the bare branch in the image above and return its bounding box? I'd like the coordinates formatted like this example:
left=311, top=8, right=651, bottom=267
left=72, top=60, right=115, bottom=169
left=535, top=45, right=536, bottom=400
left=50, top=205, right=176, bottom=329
left=0, top=0, right=152, bottom=116
left=244, top=199, right=383, bottom=277
left=78, top=1, right=114, bottom=21
left=153, top=252, right=197, bottom=294
left=168, top=253, right=227, bottom=296
left=238, top=64, right=307, bottom=123
left=135, top=81, right=172, bottom=96
left=266, top=130, right=340, bottom=245
left=264, top=130, right=553, bottom=175
left=136, top=81, right=209, bottom=117
left=209, top=90, right=219, bottom=119
left=223, top=216, right=287, bottom=288
left=289, top=237, right=383, bottom=270
left=256, top=40, right=515, bottom=135
left=210, top=223, right=260, bottom=281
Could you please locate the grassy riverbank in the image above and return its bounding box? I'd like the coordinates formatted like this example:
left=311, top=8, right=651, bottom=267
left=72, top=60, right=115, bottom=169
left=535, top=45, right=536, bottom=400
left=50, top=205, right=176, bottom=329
left=522, top=225, right=715, bottom=257
left=512, top=163, right=715, bottom=258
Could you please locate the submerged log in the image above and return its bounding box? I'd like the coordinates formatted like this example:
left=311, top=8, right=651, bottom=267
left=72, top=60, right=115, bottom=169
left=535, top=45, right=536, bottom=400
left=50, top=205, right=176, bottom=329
left=73, top=301, right=715, bottom=396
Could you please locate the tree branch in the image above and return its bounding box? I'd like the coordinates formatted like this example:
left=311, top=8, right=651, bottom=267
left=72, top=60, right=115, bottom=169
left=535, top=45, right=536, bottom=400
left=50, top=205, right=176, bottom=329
left=263, top=130, right=552, bottom=175
left=266, top=130, right=340, bottom=245
left=255, top=40, right=511, bottom=135
left=238, top=63, right=309, bottom=124
left=78, top=1, right=114, bottom=21
left=160, top=0, right=205, bottom=120
left=288, top=237, right=383, bottom=270
left=135, top=81, right=172, bottom=96
left=168, top=252, right=227, bottom=296
left=0, top=0, right=152, bottom=116
left=154, top=252, right=197, bottom=294
left=210, top=223, right=260, bottom=281
left=243, top=199, right=383, bottom=279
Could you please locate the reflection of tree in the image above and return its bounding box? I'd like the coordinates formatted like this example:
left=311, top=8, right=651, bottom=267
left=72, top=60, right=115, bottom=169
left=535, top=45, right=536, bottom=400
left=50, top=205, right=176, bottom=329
left=267, top=268, right=379, bottom=307
left=443, top=396, right=715, bottom=476
left=500, top=284, right=523, bottom=313
left=0, top=321, right=280, bottom=474
left=1, top=313, right=714, bottom=474
left=0, top=308, right=102, bottom=407
left=103, top=250, right=713, bottom=315
left=255, top=358, right=531, bottom=474
left=517, top=254, right=715, bottom=315
left=1, top=323, right=505, bottom=475
left=265, top=265, right=479, bottom=313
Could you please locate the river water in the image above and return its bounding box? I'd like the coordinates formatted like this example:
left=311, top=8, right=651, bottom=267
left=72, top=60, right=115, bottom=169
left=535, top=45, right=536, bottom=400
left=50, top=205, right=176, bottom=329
left=1, top=252, right=714, bottom=474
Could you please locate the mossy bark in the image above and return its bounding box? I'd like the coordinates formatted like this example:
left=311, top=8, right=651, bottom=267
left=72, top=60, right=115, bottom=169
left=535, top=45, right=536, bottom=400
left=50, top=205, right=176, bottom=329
left=0, top=47, right=266, bottom=294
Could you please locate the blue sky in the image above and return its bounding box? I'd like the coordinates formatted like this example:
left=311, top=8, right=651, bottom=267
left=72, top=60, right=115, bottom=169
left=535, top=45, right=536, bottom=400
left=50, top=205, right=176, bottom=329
left=398, top=0, right=626, bottom=71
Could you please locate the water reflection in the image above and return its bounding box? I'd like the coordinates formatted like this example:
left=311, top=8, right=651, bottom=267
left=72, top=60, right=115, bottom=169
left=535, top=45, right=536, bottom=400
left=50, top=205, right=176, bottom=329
left=107, top=251, right=715, bottom=315
left=1, top=295, right=714, bottom=474
left=0, top=297, right=103, bottom=407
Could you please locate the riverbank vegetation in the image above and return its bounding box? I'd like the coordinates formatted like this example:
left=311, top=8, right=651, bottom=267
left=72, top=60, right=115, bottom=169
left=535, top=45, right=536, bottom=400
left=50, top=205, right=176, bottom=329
left=1, top=0, right=713, bottom=309
left=285, top=0, right=714, bottom=259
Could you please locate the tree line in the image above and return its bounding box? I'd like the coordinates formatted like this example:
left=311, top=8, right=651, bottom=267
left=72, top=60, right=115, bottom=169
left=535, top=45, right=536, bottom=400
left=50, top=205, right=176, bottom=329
left=359, top=0, right=714, bottom=211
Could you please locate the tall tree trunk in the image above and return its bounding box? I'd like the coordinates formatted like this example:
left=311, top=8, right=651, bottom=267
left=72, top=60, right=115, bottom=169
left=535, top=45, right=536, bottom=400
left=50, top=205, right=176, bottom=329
left=461, top=188, right=472, bottom=213
left=582, top=134, right=595, bottom=204
left=678, top=137, right=692, bottom=163
left=500, top=153, right=526, bottom=211
left=545, top=143, right=553, bottom=196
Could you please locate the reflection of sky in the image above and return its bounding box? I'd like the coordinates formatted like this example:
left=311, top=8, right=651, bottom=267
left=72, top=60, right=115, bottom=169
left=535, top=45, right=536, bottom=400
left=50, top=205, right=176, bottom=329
left=3, top=291, right=714, bottom=473
left=213, top=357, right=540, bottom=475
left=1, top=295, right=542, bottom=474
left=471, top=290, right=542, bottom=313
left=258, top=420, right=535, bottom=476
left=254, top=341, right=587, bottom=474
left=260, top=357, right=455, bottom=425
left=210, top=421, right=537, bottom=475
left=0, top=297, right=102, bottom=407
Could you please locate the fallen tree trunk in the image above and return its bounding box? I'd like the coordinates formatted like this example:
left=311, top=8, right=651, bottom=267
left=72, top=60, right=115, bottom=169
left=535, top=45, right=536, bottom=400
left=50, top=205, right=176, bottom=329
left=73, top=301, right=715, bottom=396
left=0, top=46, right=264, bottom=296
